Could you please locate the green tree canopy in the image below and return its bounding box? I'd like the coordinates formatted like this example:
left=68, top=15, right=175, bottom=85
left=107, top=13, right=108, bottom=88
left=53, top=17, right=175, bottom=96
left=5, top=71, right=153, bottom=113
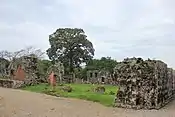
left=46, top=28, right=95, bottom=73
left=86, top=57, right=117, bottom=74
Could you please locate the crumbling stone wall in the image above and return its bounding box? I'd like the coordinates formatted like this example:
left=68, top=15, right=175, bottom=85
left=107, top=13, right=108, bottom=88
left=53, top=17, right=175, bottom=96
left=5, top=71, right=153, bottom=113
left=0, top=56, right=40, bottom=88
left=114, top=57, right=175, bottom=109
left=62, top=74, right=74, bottom=83
left=47, top=61, right=64, bottom=83
left=0, top=58, right=9, bottom=78
left=8, top=56, right=39, bottom=85
left=87, top=70, right=100, bottom=83
left=0, top=79, right=24, bottom=89
left=173, top=70, right=175, bottom=94
left=86, top=70, right=113, bottom=84
left=167, top=68, right=174, bottom=99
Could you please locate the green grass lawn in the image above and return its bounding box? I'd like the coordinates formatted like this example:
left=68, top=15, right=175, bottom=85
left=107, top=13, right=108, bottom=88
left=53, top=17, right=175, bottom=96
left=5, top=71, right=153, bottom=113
left=22, top=83, right=118, bottom=107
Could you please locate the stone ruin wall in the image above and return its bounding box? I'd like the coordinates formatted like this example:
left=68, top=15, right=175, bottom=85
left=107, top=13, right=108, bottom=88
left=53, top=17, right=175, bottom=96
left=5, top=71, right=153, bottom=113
left=9, top=56, right=39, bottom=85
left=86, top=70, right=114, bottom=84
left=0, top=55, right=66, bottom=88
left=114, top=58, right=175, bottom=109
left=86, top=70, right=100, bottom=83
left=47, top=61, right=65, bottom=83
left=0, top=56, right=39, bottom=88
left=0, top=58, right=9, bottom=78
left=0, top=79, right=24, bottom=89
left=173, top=70, right=175, bottom=94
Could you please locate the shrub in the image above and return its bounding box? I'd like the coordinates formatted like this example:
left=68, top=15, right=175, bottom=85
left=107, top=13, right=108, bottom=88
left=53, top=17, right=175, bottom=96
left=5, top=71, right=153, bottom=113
left=60, top=86, right=72, bottom=92
left=109, top=91, right=115, bottom=95
left=94, top=86, right=105, bottom=94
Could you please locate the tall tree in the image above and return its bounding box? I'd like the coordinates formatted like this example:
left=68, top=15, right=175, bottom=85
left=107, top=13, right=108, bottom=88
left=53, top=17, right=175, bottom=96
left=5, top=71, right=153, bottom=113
left=46, top=28, right=95, bottom=73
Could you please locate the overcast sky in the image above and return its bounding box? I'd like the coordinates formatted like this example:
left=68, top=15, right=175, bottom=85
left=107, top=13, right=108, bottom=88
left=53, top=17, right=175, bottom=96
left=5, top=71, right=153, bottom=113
left=0, top=0, right=175, bottom=68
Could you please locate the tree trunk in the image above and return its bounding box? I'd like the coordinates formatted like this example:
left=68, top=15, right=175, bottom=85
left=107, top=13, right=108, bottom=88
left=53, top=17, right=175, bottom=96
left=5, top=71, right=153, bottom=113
left=69, top=58, right=74, bottom=73
left=69, top=51, right=74, bottom=73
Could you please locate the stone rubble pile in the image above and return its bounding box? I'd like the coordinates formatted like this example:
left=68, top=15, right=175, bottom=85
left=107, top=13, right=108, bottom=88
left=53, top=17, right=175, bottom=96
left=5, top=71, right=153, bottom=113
left=114, top=57, right=175, bottom=109
left=0, top=79, right=24, bottom=88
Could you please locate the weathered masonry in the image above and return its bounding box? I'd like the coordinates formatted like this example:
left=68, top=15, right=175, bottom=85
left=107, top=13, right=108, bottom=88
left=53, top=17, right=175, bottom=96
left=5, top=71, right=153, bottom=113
left=86, top=70, right=113, bottom=84
left=114, top=58, right=175, bottom=109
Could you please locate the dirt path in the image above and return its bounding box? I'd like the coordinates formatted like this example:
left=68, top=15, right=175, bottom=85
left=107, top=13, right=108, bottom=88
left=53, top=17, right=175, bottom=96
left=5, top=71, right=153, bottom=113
left=0, top=87, right=175, bottom=117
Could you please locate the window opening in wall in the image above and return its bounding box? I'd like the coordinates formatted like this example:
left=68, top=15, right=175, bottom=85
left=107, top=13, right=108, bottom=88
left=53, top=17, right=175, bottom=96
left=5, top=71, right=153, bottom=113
left=90, top=72, right=93, bottom=77
left=95, top=72, right=98, bottom=77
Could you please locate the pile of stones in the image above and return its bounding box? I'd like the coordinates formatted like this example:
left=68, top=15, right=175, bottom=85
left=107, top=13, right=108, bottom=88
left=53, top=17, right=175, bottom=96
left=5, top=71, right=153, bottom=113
left=114, top=57, right=175, bottom=109
left=0, top=79, right=24, bottom=88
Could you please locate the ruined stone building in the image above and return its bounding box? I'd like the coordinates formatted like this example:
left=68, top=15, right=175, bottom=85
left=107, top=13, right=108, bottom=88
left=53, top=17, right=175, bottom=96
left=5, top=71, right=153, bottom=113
left=47, top=61, right=64, bottom=83
left=114, top=58, right=175, bottom=109
left=0, top=56, right=39, bottom=88
left=8, top=56, right=39, bottom=84
left=0, top=58, right=9, bottom=78
left=86, top=70, right=113, bottom=84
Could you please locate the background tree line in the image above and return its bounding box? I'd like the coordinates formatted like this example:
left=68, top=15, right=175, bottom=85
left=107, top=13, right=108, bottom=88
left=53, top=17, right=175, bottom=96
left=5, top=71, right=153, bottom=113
left=0, top=28, right=118, bottom=80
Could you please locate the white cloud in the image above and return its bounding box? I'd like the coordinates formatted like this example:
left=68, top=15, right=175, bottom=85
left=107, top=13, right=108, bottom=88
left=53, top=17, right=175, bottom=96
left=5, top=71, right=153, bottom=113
left=0, top=21, right=50, bottom=51
left=0, top=0, right=175, bottom=68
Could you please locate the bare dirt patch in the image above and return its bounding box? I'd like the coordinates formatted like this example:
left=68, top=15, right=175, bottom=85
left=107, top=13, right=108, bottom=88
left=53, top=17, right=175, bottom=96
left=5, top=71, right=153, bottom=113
left=0, top=87, right=175, bottom=117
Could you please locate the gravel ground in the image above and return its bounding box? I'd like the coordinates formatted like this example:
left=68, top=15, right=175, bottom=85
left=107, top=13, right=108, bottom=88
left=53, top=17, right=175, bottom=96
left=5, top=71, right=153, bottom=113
left=1, top=87, right=175, bottom=117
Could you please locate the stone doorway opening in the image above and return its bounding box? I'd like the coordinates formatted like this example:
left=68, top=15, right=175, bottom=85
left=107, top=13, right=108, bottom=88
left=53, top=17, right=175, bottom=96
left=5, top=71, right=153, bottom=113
left=101, top=77, right=105, bottom=82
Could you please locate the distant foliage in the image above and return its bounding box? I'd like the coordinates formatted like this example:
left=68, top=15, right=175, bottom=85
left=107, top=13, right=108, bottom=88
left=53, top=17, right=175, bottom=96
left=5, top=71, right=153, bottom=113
left=86, top=57, right=118, bottom=73
left=36, top=59, right=52, bottom=82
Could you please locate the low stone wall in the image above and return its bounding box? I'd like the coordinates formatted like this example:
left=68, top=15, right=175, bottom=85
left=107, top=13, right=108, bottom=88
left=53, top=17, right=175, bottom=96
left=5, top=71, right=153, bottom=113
left=0, top=79, right=24, bottom=89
